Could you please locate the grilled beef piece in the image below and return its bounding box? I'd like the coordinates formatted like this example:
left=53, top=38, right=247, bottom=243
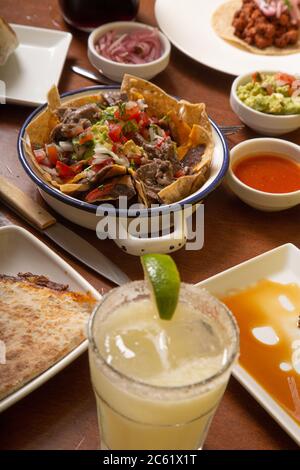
left=102, top=91, right=127, bottom=107
left=133, top=134, right=182, bottom=173
left=61, top=103, right=101, bottom=122
left=136, top=159, right=175, bottom=203
left=181, top=145, right=206, bottom=173
left=133, top=133, right=161, bottom=159
left=51, top=103, right=101, bottom=142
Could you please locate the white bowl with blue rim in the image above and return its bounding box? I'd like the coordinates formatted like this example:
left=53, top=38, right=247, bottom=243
left=18, top=86, right=229, bottom=255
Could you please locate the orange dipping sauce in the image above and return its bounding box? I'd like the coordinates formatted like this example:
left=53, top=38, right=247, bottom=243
left=221, top=280, right=300, bottom=425
left=233, top=154, right=300, bottom=194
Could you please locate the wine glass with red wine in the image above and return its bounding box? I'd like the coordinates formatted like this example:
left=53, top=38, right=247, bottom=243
left=59, top=0, right=140, bottom=32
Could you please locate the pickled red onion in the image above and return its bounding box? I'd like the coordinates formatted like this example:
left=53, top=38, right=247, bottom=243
left=95, top=29, right=162, bottom=64
left=254, top=0, right=300, bottom=24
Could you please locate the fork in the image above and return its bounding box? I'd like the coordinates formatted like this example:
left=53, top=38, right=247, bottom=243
left=219, top=125, right=245, bottom=136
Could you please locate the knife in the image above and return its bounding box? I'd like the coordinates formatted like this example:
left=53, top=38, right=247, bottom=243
left=0, top=176, right=130, bottom=286
left=71, top=65, right=118, bottom=86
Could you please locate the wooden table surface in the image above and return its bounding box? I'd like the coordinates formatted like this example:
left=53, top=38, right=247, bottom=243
left=0, top=0, right=299, bottom=451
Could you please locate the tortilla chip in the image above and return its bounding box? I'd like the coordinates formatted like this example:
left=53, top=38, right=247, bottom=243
left=212, top=0, right=300, bottom=56
left=47, top=85, right=61, bottom=111
left=85, top=175, right=136, bottom=202
left=178, top=101, right=212, bottom=137
left=62, top=94, right=106, bottom=108
left=178, top=125, right=212, bottom=160
left=121, top=74, right=179, bottom=118
left=59, top=183, right=90, bottom=194
left=167, top=111, right=192, bottom=146
left=158, top=171, right=208, bottom=205
left=158, top=127, right=213, bottom=205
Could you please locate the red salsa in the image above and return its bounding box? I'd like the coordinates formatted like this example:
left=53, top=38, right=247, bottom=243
left=233, top=154, right=300, bottom=194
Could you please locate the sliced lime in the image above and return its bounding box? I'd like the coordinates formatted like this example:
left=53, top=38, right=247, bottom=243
left=141, top=254, right=180, bottom=320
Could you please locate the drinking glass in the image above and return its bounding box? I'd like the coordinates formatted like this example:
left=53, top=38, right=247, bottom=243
left=59, top=0, right=140, bottom=32
left=88, top=281, right=239, bottom=450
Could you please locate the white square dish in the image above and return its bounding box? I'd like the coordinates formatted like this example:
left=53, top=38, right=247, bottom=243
left=197, top=243, right=300, bottom=446
left=0, top=225, right=101, bottom=413
left=0, top=24, right=72, bottom=106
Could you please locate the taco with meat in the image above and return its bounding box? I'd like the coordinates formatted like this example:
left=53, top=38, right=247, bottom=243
left=24, top=74, right=214, bottom=206
left=212, top=0, right=300, bottom=55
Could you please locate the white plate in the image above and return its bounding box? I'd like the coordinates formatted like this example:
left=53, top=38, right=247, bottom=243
left=155, top=0, right=300, bottom=76
left=0, top=225, right=101, bottom=413
left=0, top=25, right=72, bottom=106
left=197, top=243, right=300, bottom=446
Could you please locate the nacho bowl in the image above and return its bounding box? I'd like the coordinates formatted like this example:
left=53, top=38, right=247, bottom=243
left=18, top=84, right=229, bottom=254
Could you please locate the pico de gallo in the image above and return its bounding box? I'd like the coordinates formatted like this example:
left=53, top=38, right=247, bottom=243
left=32, top=92, right=198, bottom=204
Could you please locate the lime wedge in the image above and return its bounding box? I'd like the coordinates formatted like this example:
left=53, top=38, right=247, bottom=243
left=141, top=254, right=180, bottom=320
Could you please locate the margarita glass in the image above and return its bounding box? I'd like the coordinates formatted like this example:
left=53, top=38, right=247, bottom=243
left=88, top=281, right=239, bottom=450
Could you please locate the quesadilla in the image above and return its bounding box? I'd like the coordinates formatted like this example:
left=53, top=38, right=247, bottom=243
left=0, top=273, right=96, bottom=401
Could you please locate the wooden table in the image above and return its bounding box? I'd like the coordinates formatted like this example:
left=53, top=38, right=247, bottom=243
left=0, top=0, right=299, bottom=451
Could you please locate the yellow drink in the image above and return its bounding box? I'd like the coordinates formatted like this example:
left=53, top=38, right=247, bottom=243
left=88, top=282, right=238, bottom=450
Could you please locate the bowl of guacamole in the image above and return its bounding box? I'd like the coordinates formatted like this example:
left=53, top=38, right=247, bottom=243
left=237, top=72, right=300, bottom=115
left=231, top=71, right=300, bottom=136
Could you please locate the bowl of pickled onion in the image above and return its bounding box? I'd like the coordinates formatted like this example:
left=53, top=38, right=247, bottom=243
left=88, top=21, right=171, bottom=82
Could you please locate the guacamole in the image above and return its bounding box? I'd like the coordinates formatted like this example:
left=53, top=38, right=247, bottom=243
left=237, top=72, right=300, bottom=115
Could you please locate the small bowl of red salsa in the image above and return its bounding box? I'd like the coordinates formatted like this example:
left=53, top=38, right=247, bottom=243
left=226, top=138, right=300, bottom=211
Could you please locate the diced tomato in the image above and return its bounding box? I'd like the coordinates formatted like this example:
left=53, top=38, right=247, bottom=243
left=115, top=104, right=140, bottom=121
left=252, top=72, right=263, bottom=83
left=275, top=73, right=295, bottom=85
left=85, top=183, right=114, bottom=203
left=120, top=135, right=128, bottom=144
left=125, top=105, right=140, bottom=121
left=56, top=161, right=75, bottom=179
left=33, top=148, right=46, bottom=164
left=138, top=111, right=150, bottom=128
left=70, top=162, right=84, bottom=174
left=174, top=169, right=185, bottom=178
left=108, top=123, right=123, bottom=142
left=78, top=130, right=94, bottom=145
left=130, top=155, right=143, bottom=166
left=46, top=144, right=59, bottom=166
left=64, top=125, right=84, bottom=138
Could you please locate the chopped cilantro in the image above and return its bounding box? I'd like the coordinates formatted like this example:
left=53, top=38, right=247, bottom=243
left=123, top=120, right=138, bottom=134
left=118, top=102, right=127, bottom=118
left=83, top=146, right=95, bottom=160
